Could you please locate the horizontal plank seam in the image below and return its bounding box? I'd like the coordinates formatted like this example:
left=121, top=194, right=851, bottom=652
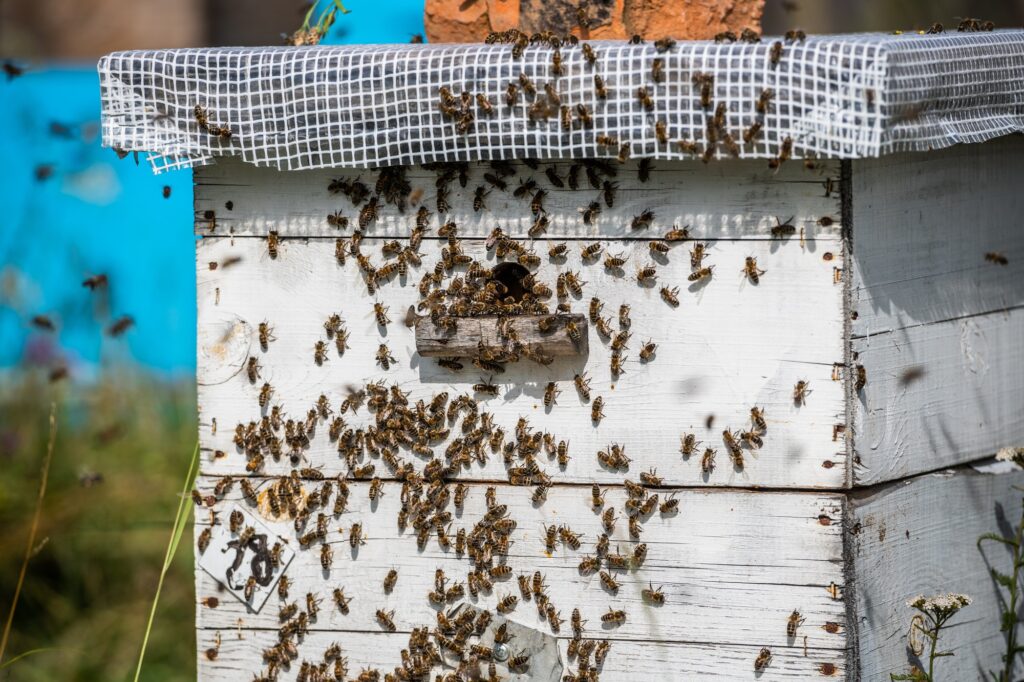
left=851, top=301, right=1024, bottom=340
left=850, top=452, right=1005, bottom=495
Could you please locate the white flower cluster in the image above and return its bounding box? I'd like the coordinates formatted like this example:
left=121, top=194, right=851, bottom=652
left=996, top=447, right=1024, bottom=467
left=906, top=593, right=972, bottom=616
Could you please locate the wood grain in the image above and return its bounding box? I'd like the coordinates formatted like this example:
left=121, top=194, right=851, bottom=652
left=414, top=314, right=589, bottom=358
left=850, top=137, right=1024, bottom=337
left=195, top=477, right=847, bottom=679
left=194, top=156, right=842, bottom=241
left=849, top=464, right=1024, bottom=681
left=196, top=237, right=847, bottom=488
left=851, top=307, right=1024, bottom=487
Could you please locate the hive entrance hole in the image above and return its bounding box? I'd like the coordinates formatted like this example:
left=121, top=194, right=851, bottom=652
left=489, top=262, right=530, bottom=303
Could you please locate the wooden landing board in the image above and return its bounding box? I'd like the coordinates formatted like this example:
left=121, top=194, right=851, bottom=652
left=851, top=307, right=1024, bottom=487
left=196, top=236, right=847, bottom=488
left=194, top=156, right=842, bottom=241
left=195, top=477, right=847, bottom=680
left=849, top=464, right=1024, bottom=681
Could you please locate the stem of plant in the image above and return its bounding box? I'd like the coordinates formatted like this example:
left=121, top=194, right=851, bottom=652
left=0, top=403, right=57, bottom=665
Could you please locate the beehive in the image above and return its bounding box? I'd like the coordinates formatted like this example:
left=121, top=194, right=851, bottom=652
left=100, top=31, right=1024, bottom=680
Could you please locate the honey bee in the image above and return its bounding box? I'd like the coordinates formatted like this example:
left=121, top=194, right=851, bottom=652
left=197, top=527, right=212, bottom=553
left=571, top=372, right=592, bottom=402
left=665, top=225, right=689, bottom=241
left=755, top=88, right=774, bottom=115
left=257, top=382, right=274, bottom=408
left=538, top=523, right=558, bottom=553
left=437, top=357, right=464, bottom=372
left=769, top=136, right=793, bottom=171
left=642, top=582, right=666, bottom=604
left=985, top=252, right=1009, bottom=265
left=740, top=430, right=763, bottom=449
left=565, top=270, right=585, bottom=296
left=542, top=382, right=560, bottom=408
left=496, top=594, right=519, bottom=613
left=701, top=447, right=717, bottom=473
left=530, top=188, right=547, bottom=215
left=655, top=119, right=668, bottom=144
left=359, top=195, right=380, bottom=229
left=754, top=647, right=772, bottom=671
left=743, top=121, right=763, bottom=144
left=601, top=608, right=626, bottom=625
left=314, top=341, right=329, bottom=365
left=640, top=467, right=663, bottom=486
left=617, top=142, right=631, bottom=164
left=616, top=304, right=630, bottom=329
left=743, top=256, right=765, bottom=284
left=559, top=524, right=583, bottom=550
left=475, top=93, right=495, bottom=116
left=631, top=208, right=654, bottom=230
left=382, top=568, right=398, bottom=593
left=590, top=396, right=606, bottom=423
left=689, top=242, right=707, bottom=267
left=519, top=72, right=536, bottom=96
left=793, top=380, right=810, bottom=405
left=636, top=86, right=654, bottom=110
left=769, top=40, right=784, bottom=66
left=599, top=570, right=620, bottom=593
left=638, top=339, right=657, bottom=362
left=654, top=285, right=680, bottom=308
left=505, top=82, right=519, bottom=107
left=376, top=609, right=397, bottom=632
left=787, top=609, right=805, bottom=638
left=581, top=42, right=597, bottom=65
left=548, top=242, right=568, bottom=260
left=368, top=477, right=384, bottom=501
left=582, top=201, right=602, bottom=225
left=594, top=74, right=609, bottom=99
left=509, top=651, right=531, bottom=671
left=349, top=523, right=366, bottom=548
left=244, top=576, right=257, bottom=601
left=604, top=252, right=627, bottom=270
left=634, top=261, right=659, bottom=280
left=375, top=344, right=396, bottom=370
left=245, top=356, right=261, bottom=383
left=581, top=243, right=603, bottom=261
left=610, top=352, right=626, bottom=377
left=688, top=266, right=714, bottom=282
left=691, top=71, right=714, bottom=108
left=320, top=542, right=334, bottom=569
left=373, top=302, right=390, bottom=327
left=660, top=493, right=679, bottom=514
left=256, top=321, right=276, bottom=350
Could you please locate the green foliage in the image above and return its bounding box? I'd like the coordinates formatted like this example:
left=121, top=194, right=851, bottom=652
left=978, top=500, right=1024, bottom=682
left=0, top=373, right=197, bottom=682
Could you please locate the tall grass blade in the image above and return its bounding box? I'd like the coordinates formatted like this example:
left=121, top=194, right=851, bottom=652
left=132, top=441, right=199, bottom=682
left=0, top=402, right=57, bottom=665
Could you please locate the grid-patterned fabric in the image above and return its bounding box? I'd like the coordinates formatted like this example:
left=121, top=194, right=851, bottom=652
left=98, top=31, right=1024, bottom=174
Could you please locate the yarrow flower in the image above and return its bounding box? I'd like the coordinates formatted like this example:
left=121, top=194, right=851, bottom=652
left=907, top=593, right=972, bottom=618
left=996, top=447, right=1024, bottom=468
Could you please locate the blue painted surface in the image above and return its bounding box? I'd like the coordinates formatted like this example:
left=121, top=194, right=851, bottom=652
left=0, top=1, right=425, bottom=376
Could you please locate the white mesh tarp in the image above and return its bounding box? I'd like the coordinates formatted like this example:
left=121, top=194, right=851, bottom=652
left=98, top=31, right=1024, bottom=173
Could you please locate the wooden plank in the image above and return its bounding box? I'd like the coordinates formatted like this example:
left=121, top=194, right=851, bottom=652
left=195, top=478, right=847, bottom=674
left=414, top=314, right=589, bottom=358
left=851, top=307, right=1024, bottom=486
left=194, top=156, right=842, bottom=241
left=196, top=236, right=847, bottom=488
left=850, top=137, right=1024, bottom=337
left=849, top=464, right=1024, bottom=682
left=197, top=630, right=847, bottom=681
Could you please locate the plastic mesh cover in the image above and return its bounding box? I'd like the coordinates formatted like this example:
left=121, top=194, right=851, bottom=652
left=98, top=31, right=1024, bottom=174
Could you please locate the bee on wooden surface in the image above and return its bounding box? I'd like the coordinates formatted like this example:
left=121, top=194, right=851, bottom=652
left=581, top=243, right=603, bottom=262
left=257, top=321, right=276, bottom=351
left=586, top=297, right=604, bottom=324
left=197, top=527, right=212, bottom=553
left=577, top=554, right=602, bottom=576
left=594, top=73, right=609, bottom=99
left=548, top=242, right=568, bottom=260
left=371, top=302, right=391, bottom=328
left=638, top=339, right=657, bottom=362
left=636, top=262, right=661, bottom=286
left=228, top=509, right=244, bottom=533
left=627, top=515, right=644, bottom=538
left=701, top=447, right=717, bottom=474
left=582, top=200, right=602, bottom=225
left=631, top=208, right=654, bottom=230
left=375, top=608, right=396, bottom=632
left=601, top=608, right=626, bottom=625
left=509, top=651, right=531, bottom=671
left=542, top=523, right=559, bottom=553
left=589, top=395, right=605, bottom=423
left=559, top=524, right=583, bottom=550
left=572, top=372, right=592, bottom=403
left=793, top=380, right=810, bottom=406
left=497, top=594, right=519, bottom=613
left=368, top=477, right=384, bottom=501
left=787, top=609, right=805, bottom=638
left=517, top=573, right=533, bottom=601
left=770, top=215, right=797, bottom=239
left=375, top=344, right=396, bottom=370
left=349, top=523, right=366, bottom=548
left=245, top=356, right=262, bottom=383
left=769, top=40, right=784, bottom=66
left=243, top=576, right=257, bottom=601
left=528, top=187, right=548, bottom=215
left=320, top=542, right=334, bottom=569
left=986, top=252, right=1009, bottom=265
left=640, top=467, right=663, bottom=486
left=754, top=647, right=773, bottom=671
left=740, top=430, right=764, bottom=449
left=599, top=570, right=621, bottom=593
left=617, top=142, right=631, bottom=164
left=472, top=376, right=500, bottom=397
left=611, top=329, right=631, bottom=352
left=565, top=270, right=585, bottom=296
left=688, top=265, right=714, bottom=282
left=610, top=351, right=626, bottom=377
left=543, top=381, right=561, bottom=408
left=640, top=582, right=666, bottom=605
left=742, top=256, right=765, bottom=284
left=381, top=568, right=398, bottom=594
left=471, top=186, right=489, bottom=212
left=257, top=382, right=274, bottom=408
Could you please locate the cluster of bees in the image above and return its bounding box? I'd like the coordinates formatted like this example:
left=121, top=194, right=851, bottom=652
left=437, top=23, right=816, bottom=168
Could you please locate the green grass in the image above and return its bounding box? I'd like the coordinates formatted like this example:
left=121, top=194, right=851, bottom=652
left=0, top=371, right=197, bottom=681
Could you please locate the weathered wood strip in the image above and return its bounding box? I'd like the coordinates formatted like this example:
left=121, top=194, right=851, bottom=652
left=196, top=237, right=847, bottom=487
left=197, top=630, right=846, bottom=681
left=194, top=478, right=846, bottom=679
left=849, top=464, right=1024, bottom=681
left=851, top=307, right=1024, bottom=486
left=850, top=136, right=1024, bottom=337
left=194, top=156, right=842, bottom=241
left=414, top=314, right=589, bottom=358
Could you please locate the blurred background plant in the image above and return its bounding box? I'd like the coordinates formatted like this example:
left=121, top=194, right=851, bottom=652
left=0, top=0, right=1022, bottom=680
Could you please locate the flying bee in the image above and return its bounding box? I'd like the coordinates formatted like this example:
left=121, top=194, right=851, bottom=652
left=986, top=252, right=1010, bottom=265
left=793, top=380, right=810, bottom=405
left=601, top=608, right=626, bottom=625
left=688, top=266, right=714, bottom=282
left=373, top=302, right=390, bottom=327
left=375, top=344, right=396, bottom=370
left=743, top=256, right=765, bottom=284
left=594, top=73, right=609, bottom=99
left=636, top=264, right=657, bottom=283
left=701, top=447, right=717, bottom=473
left=639, top=339, right=657, bottom=362
left=543, top=381, right=561, bottom=408
left=754, top=647, right=773, bottom=671
left=771, top=215, right=796, bottom=238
